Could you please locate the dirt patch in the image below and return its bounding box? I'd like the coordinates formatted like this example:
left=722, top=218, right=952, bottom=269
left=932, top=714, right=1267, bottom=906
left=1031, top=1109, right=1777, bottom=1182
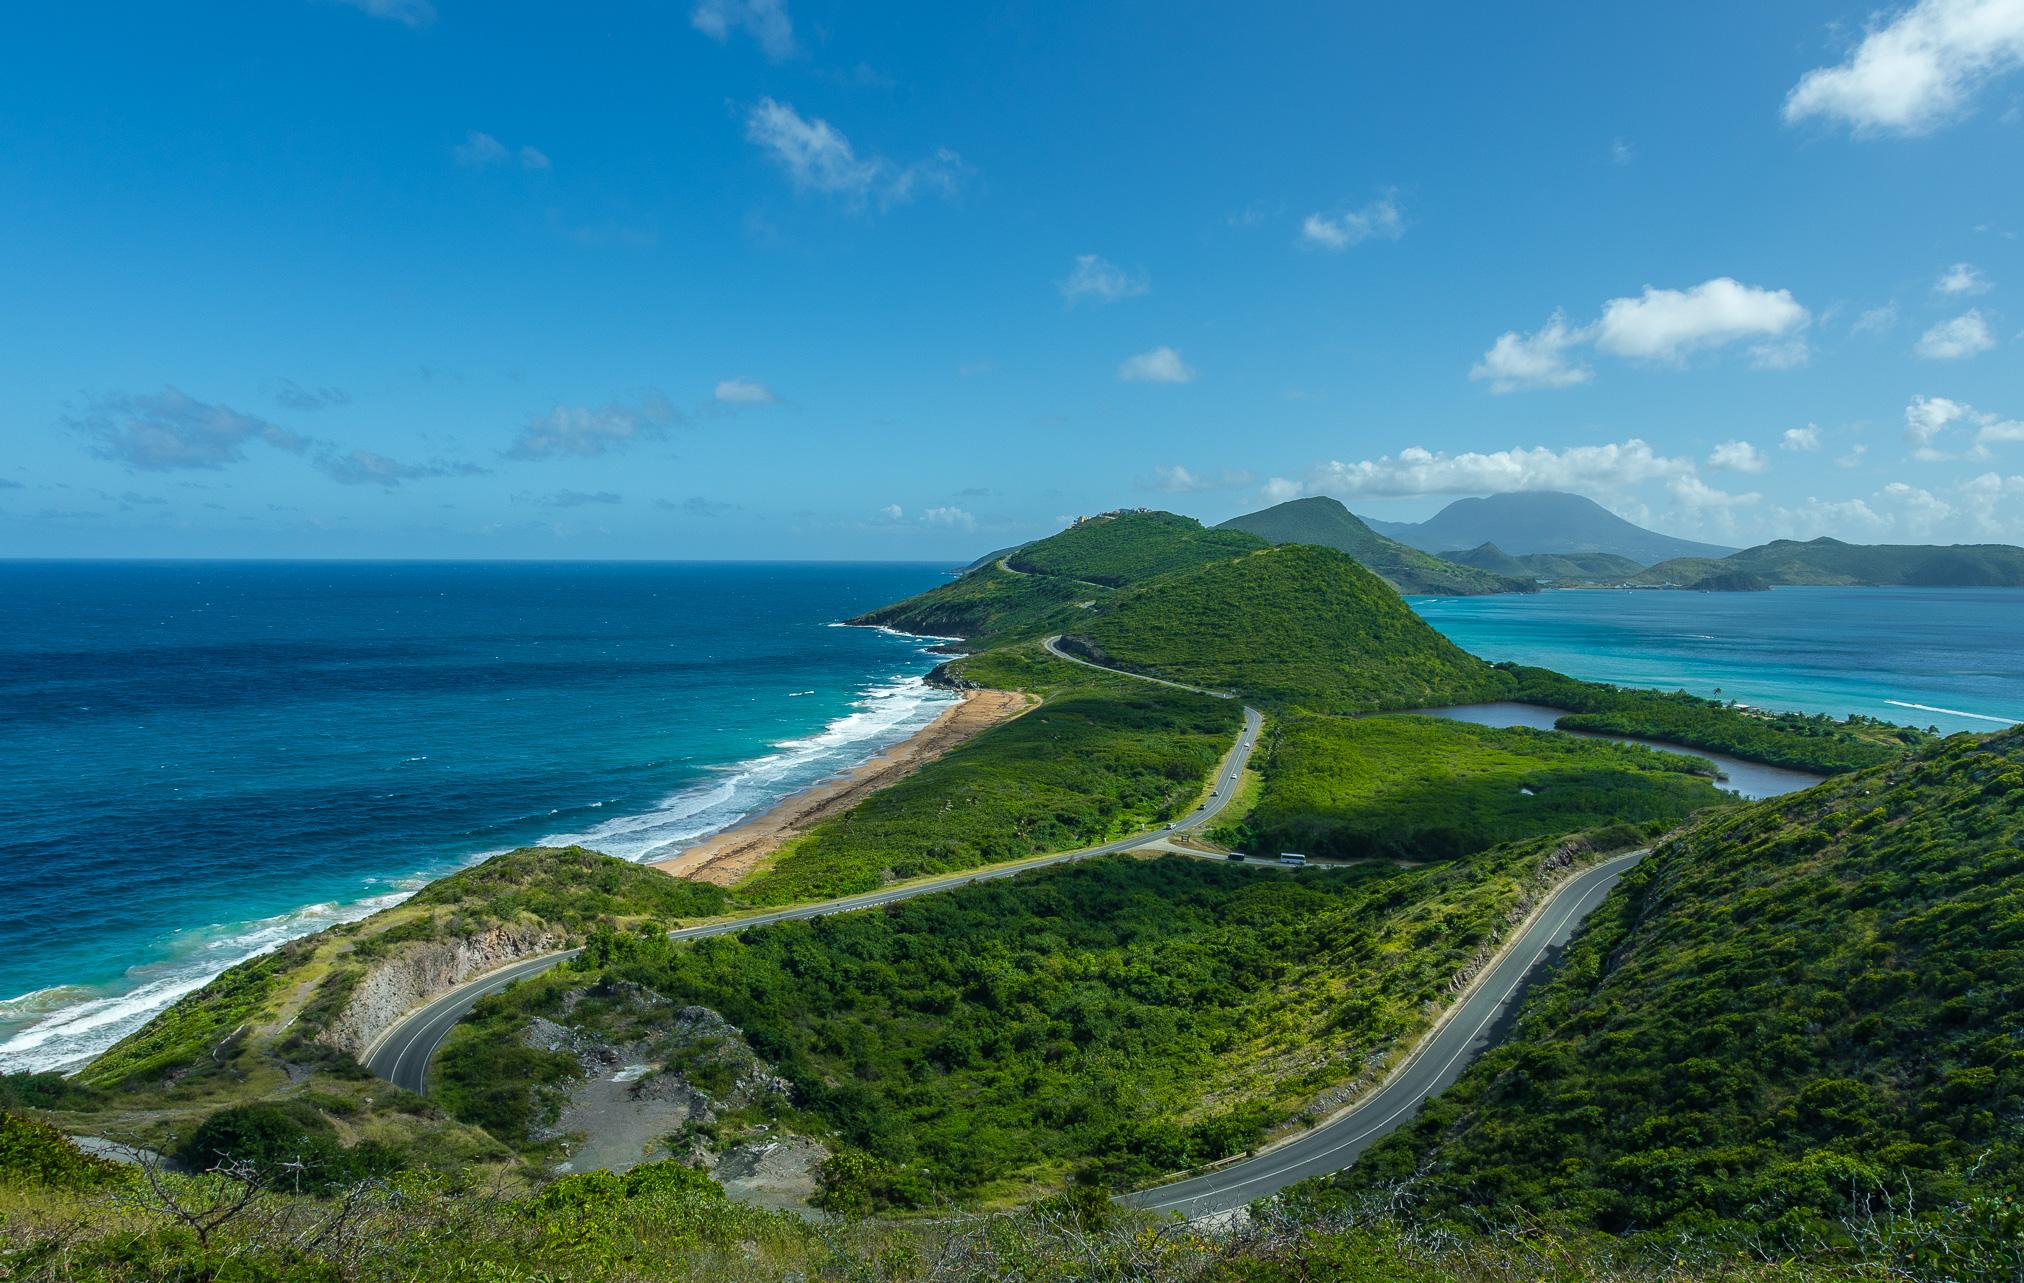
left=710, top=1134, right=829, bottom=1214
left=652, top=688, right=1034, bottom=886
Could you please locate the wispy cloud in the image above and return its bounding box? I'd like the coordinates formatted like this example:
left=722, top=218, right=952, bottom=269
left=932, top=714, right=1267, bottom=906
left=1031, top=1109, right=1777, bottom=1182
left=269, top=380, right=351, bottom=411
left=1299, top=192, right=1405, bottom=250
left=744, top=98, right=964, bottom=208
left=1707, top=439, right=1771, bottom=474
left=658, top=496, right=739, bottom=517
left=1915, top=309, right=1997, bottom=359
left=1136, top=465, right=1257, bottom=493
left=1936, top=262, right=1992, bottom=295
left=329, top=0, right=435, bottom=28
left=72, top=387, right=311, bottom=471
left=1782, top=424, right=1823, bottom=451
left=316, top=450, right=489, bottom=486
left=1784, top=0, right=2024, bottom=135
left=690, top=0, right=799, bottom=61
left=1118, top=346, right=1196, bottom=384
left=714, top=378, right=777, bottom=404
left=1472, top=278, right=1810, bottom=391
left=1059, top=255, right=1149, bottom=305
left=526, top=490, right=623, bottom=507
left=454, top=131, right=550, bottom=169
left=506, top=394, right=678, bottom=459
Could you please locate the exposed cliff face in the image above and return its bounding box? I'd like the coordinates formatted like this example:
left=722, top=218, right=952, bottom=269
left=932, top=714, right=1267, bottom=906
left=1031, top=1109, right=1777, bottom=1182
left=318, top=922, right=563, bottom=1060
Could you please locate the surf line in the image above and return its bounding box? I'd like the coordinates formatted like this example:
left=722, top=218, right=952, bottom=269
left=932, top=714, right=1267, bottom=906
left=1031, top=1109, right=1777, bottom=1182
left=1885, top=700, right=2020, bottom=725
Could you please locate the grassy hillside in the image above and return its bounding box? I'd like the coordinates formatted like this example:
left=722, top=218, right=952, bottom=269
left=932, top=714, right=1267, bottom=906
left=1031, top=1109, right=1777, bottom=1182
left=1629, top=537, right=2024, bottom=587
left=844, top=561, right=1086, bottom=642
left=1065, top=544, right=1517, bottom=713
left=1331, top=726, right=2024, bottom=1244
left=1505, top=664, right=1927, bottom=774
left=1218, top=497, right=1536, bottom=596
left=1215, top=715, right=1730, bottom=861
left=452, top=839, right=1641, bottom=1209
left=1009, top=510, right=1266, bottom=586
left=1440, top=542, right=1646, bottom=581
left=739, top=649, right=1242, bottom=903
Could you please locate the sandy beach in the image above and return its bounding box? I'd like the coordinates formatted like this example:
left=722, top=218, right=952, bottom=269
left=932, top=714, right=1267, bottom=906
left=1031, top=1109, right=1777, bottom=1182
left=650, top=688, right=1035, bottom=887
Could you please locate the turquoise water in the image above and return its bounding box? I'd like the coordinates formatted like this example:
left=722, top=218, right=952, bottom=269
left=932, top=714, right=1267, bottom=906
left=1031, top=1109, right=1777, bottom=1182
left=1410, top=587, right=2024, bottom=734
left=0, top=562, right=960, bottom=1074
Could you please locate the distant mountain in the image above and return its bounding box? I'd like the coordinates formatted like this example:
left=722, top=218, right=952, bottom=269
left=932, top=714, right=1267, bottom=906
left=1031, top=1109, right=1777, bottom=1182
left=1216, top=497, right=1536, bottom=596
left=1629, top=537, right=2024, bottom=587
left=1438, top=542, right=1647, bottom=582
left=1361, top=491, right=1737, bottom=565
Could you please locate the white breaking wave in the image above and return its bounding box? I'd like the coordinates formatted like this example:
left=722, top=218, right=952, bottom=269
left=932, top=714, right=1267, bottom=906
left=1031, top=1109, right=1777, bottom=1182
left=540, top=673, right=958, bottom=863
left=0, top=890, right=417, bottom=1076
left=0, top=665, right=956, bottom=1077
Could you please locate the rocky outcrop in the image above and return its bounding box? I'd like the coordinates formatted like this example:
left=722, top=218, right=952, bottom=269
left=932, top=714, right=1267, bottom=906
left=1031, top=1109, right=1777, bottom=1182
left=924, top=662, right=983, bottom=691
left=319, top=921, right=564, bottom=1060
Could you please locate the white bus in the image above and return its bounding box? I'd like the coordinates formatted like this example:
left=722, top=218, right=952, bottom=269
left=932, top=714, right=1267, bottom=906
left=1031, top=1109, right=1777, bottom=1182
left=1278, top=853, right=1307, bottom=866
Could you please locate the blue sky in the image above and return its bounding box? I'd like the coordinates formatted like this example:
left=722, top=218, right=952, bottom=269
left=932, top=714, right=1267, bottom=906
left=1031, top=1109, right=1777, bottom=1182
left=2, top=0, right=2021, bottom=559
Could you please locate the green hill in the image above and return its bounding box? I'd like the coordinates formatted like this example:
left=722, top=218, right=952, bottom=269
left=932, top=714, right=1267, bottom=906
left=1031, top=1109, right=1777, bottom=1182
left=1218, top=497, right=1537, bottom=596
left=1331, top=725, right=2024, bottom=1241
left=1629, top=537, right=2024, bottom=587
left=1062, top=543, right=1517, bottom=712
left=1440, top=541, right=1646, bottom=581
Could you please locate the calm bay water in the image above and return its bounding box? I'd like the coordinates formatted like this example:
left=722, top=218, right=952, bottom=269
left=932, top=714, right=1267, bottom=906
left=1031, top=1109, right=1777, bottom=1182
left=0, top=561, right=959, bottom=1073
left=2, top=568, right=2017, bottom=1076
left=1410, top=587, right=2024, bottom=735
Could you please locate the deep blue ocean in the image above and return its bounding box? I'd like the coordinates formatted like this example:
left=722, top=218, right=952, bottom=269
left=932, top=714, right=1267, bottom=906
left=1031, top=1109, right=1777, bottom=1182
left=2, top=567, right=2019, bottom=1075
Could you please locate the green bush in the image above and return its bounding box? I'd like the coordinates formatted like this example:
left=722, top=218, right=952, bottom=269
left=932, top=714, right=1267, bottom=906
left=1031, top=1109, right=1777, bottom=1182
left=176, top=1104, right=406, bottom=1193
left=0, top=1112, right=128, bottom=1188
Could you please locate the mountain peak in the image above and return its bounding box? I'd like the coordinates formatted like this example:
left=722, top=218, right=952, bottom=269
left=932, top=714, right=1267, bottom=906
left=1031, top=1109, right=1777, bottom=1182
left=1359, top=491, right=1738, bottom=566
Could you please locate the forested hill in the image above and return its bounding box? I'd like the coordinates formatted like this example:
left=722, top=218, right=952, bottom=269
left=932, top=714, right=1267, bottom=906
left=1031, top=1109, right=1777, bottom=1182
left=1216, top=497, right=1536, bottom=596
left=1331, top=725, right=2024, bottom=1243
left=1629, top=536, right=2024, bottom=587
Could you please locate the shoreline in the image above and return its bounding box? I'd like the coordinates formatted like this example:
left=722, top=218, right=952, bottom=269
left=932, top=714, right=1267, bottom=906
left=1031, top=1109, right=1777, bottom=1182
left=650, top=688, right=1035, bottom=887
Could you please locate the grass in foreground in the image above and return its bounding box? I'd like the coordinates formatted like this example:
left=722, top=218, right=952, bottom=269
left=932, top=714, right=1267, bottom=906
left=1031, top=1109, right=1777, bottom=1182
left=1214, top=714, right=1733, bottom=861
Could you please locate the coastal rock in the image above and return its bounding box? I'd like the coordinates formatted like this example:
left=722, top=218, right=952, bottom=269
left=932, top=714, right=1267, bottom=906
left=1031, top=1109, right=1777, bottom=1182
left=923, top=661, right=982, bottom=691
left=316, top=921, right=564, bottom=1060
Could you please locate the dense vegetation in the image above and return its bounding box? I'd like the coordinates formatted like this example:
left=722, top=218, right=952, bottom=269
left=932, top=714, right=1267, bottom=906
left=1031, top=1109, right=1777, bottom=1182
left=740, top=653, right=1242, bottom=902
left=1330, top=726, right=2024, bottom=1245
left=407, top=844, right=730, bottom=926
left=449, top=843, right=1637, bottom=1210
left=1008, top=511, right=1266, bottom=587
left=1216, top=715, right=1730, bottom=861
left=1437, top=542, right=1646, bottom=582
left=846, top=561, right=1087, bottom=642
left=1505, top=665, right=1926, bottom=774
left=1067, top=545, right=1514, bottom=713
left=1216, top=497, right=1536, bottom=596
left=1627, top=536, right=2024, bottom=587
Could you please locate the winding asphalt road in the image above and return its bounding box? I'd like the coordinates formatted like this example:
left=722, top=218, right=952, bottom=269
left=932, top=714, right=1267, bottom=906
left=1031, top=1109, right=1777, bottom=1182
left=365, top=701, right=1264, bottom=1094
left=1129, top=849, right=1644, bottom=1216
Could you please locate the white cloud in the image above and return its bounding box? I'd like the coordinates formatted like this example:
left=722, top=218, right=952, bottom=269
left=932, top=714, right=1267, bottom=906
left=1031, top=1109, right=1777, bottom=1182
left=1668, top=475, right=1763, bottom=508
left=72, top=387, right=312, bottom=471
left=1059, top=256, right=1149, bottom=305
left=1915, top=309, right=1997, bottom=358
left=1905, top=393, right=1974, bottom=443
left=1838, top=443, right=1871, bottom=467
left=1904, top=394, right=2024, bottom=452
left=1137, top=465, right=1257, bottom=493
left=506, top=394, right=678, bottom=459
left=744, top=98, right=963, bottom=208
left=1782, top=425, right=1823, bottom=451
left=1937, top=261, right=1993, bottom=294
left=922, top=506, right=975, bottom=531
left=690, top=0, right=799, bottom=60
left=714, top=378, right=777, bottom=403
left=1472, top=279, right=1809, bottom=390
left=1118, top=346, right=1196, bottom=384
left=1591, top=278, right=1811, bottom=364
left=1469, top=314, right=1593, bottom=392
left=332, top=0, right=435, bottom=27
left=1783, top=0, right=2024, bottom=136
left=1708, top=439, right=1772, bottom=473
left=454, top=131, right=551, bottom=170
left=1854, top=303, right=1900, bottom=334
left=1269, top=440, right=1697, bottom=500
left=1611, top=138, right=1635, bottom=164
left=1299, top=194, right=1405, bottom=250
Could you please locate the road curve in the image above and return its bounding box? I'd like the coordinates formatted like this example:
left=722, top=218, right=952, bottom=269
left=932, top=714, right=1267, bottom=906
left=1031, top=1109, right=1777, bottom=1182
left=1042, top=635, right=1235, bottom=699
left=1126, top=849, right=1645, bottom=1216
left=367, top=704, right=1265, bottom=1094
